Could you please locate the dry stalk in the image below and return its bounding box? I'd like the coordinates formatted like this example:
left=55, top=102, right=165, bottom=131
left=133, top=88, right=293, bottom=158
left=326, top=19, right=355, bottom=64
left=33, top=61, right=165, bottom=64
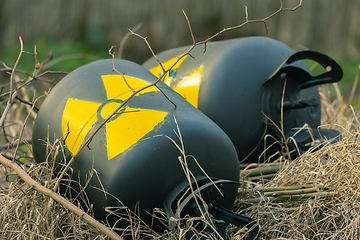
left=0, top=154, right=122, bottom=240
left=231, top=84, right=360, bottom=239
left=146, top=115, right=224, bottom=238
left=128, top=0, right=303, bottom=96
left=0, top=1, right=305, bottom=239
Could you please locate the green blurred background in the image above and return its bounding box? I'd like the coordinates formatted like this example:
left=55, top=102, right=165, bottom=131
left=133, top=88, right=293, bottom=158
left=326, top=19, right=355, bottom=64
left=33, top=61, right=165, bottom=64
left=0, top=0, right=359, bottom=101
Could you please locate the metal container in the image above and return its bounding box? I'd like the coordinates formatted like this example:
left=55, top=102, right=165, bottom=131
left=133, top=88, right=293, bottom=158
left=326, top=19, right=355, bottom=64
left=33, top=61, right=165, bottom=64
left=143, top=37, right=343, bottom=163
left=32, top=59, right=259, bottom=238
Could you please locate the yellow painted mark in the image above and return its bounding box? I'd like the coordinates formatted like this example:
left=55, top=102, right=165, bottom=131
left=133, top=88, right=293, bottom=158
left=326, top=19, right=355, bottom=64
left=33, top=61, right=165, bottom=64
left=173, top=65, right=204, bottom=108
left=62, top=98, right=99, bottom=154
left=105, top=107, right=167, bottom=159
left=148, top=54, right=188, bottom=85
left=61, top=74, right=168, bottom=160
left=100, top=101, right=121, bottom=119
left=101, top=74, right=159, bottom=99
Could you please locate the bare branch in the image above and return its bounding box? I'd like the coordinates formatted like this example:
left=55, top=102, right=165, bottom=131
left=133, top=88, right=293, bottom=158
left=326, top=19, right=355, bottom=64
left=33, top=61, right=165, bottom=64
left=0, top=2, right=303, bottom=238
left=11, top=95, right=40, bottom=160
left=128, top=0, right=303, bottom=96
left=128, top=28, right=165, bottom=74
left=245, top=6, right=249, bottom=22
left=182, top=9, right=195, bottom=45
left=9, top=37, right=24, bottom=103
left=0, top=138, right=32, bottom=150
left=0, top=91, right=18, bottom=128
left=0, top=154, right=123, bottom=240
left=1, top=37, right=24, bottom=130
left=117, top=22, right=142, bottom=59
left=109, top=46, right=135, bottom=93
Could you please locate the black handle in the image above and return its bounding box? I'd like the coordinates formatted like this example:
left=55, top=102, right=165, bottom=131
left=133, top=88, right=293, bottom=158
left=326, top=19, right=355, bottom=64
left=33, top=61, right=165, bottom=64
left=274, top=50, right=343, bottom=89
left=166, top=177, right=260, bottom=239
left=208, top=203, right=260, bottom=240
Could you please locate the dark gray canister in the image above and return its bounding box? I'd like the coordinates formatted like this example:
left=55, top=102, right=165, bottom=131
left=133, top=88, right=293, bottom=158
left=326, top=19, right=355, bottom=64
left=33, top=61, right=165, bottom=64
left=32, top=59, right=259, bottom=238
left=143, top=37, right=343, bottom=163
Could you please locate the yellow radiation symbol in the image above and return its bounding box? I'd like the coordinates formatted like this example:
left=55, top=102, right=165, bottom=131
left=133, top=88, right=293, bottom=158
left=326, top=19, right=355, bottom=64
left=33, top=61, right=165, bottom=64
left=149, top=55, right=204, bottom=108
left=171, top=65, right=204, bottom=108
left=149, top=54, right=188, bottom=86
left=61, top=74, right=168, bottom=160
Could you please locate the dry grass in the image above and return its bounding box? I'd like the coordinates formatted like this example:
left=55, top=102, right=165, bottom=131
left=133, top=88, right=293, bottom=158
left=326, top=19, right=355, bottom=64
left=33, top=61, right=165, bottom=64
left=0, top=163, right=108, bottom=239
left=1, top=42, right=360, bottom=239
left=229, top=83, right=360, bottom=240
left=2, top=76, right=360, bottom=239
left=0, top=138, right=109, bottom=239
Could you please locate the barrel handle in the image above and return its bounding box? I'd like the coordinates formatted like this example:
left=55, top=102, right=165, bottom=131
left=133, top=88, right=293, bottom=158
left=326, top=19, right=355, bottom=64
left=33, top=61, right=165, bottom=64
left=270, top=50, right=343, bottom=89
left=164, top=178, right=260, bottom=239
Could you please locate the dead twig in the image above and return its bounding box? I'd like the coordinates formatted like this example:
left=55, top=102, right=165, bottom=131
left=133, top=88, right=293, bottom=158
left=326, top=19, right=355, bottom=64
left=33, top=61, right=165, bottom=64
left=0, top=138, right=32, bottom=150
left=0, top=154, right=123, bottom=240
left=127, top=0, right=303, bottom=109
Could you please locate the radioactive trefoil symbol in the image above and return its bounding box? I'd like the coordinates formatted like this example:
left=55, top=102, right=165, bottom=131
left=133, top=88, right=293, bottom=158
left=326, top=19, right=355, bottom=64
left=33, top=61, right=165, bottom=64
left=148, top=55, right=204, bottom=108
left=61, top=74, right=168, bottom=160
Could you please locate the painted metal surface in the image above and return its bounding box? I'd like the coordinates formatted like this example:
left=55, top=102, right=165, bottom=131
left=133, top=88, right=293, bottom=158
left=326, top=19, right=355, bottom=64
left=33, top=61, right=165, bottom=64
left=32, top=59, right=242, bottom=233
left=143, top=37, right=343, bottom=163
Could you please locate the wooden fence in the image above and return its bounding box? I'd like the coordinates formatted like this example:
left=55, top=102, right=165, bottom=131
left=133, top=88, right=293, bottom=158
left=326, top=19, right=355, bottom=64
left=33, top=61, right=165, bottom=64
left=0, top=0, right=359, bottom=63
